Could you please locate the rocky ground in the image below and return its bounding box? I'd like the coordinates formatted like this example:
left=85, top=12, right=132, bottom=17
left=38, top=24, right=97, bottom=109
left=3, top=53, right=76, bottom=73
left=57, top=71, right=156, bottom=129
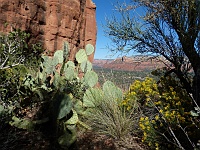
left=0, top=126, right=148, bottom=150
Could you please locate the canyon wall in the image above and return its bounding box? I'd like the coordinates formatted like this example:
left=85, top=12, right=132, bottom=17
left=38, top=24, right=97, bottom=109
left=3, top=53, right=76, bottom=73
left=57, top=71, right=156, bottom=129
left=0, top=0, right=97, bottom=61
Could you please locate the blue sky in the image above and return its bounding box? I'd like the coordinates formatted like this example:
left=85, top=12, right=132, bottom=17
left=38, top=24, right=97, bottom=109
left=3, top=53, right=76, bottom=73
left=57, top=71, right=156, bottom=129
left=93, top=0, right=145, bottom=59
left=92, top=0, right=146, bottom=59
left=93, top=0, right=128, bottom=59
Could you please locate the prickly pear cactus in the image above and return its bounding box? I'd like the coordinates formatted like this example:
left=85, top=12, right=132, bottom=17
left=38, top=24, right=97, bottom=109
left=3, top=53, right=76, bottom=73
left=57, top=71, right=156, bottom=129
left=40, top=42, right=98, bottom=147
left=83, top=80, right=123, bottom=108
left=9, top=41, right=99, bottom=148
left=76, top=44, right=94, bottom=73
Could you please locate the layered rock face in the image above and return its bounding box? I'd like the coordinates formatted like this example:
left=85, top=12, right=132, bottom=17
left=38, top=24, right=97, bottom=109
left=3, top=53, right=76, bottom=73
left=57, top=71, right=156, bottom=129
left=0, top=0, right=96, bottom=61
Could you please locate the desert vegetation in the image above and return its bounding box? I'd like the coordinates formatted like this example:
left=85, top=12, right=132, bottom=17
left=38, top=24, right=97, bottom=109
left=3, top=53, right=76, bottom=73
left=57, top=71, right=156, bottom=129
left=104, top=0, right=200, bottom=149
left=1, top=0, right=200, bottom=150
left=94, top=67, right=153, bottom=91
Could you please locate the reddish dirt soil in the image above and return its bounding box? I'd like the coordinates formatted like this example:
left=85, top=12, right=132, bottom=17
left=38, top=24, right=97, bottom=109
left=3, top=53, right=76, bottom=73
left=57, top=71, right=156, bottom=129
left=0, top=126, right=148, bottom=150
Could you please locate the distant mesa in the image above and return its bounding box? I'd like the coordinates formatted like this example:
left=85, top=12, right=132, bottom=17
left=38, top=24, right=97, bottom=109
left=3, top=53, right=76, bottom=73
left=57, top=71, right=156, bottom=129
left=93, top=56, right=169, bottom=71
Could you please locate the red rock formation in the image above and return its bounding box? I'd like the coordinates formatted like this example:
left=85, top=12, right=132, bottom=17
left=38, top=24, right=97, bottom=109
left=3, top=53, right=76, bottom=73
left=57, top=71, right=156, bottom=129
left=93, top=57, right=168, bottom=71
left=0, top=0, right=97, bottom=62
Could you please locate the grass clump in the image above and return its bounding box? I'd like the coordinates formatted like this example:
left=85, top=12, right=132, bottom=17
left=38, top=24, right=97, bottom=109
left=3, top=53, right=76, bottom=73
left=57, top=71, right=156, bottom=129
left=86, top=81, right=133, bottom=140
left=84, top=81, right=146, bottom=149
left=88, top=94, right=133, bottom=140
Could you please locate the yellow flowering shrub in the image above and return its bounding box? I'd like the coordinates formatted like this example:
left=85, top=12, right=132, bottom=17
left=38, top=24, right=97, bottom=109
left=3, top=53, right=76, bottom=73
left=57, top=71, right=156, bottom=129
left=122, top=77, right=159, bottom=110
left=123, top=76, right=200, bottom=149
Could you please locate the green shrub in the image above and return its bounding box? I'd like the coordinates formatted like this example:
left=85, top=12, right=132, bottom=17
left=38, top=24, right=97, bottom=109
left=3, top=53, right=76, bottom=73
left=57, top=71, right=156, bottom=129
left=0, top=29, right=42, bottom=102
left=0, top=29, right=42, bottom=70
left=0, top=30, right=43, bottom=128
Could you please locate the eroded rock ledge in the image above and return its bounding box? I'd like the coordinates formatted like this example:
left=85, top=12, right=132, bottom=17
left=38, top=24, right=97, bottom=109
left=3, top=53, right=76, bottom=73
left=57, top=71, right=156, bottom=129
left=0, top=0, right=97, bottom=62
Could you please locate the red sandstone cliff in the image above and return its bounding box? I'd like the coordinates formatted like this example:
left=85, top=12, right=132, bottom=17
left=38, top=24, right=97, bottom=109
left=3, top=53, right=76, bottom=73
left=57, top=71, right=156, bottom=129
left=0, top=0, right=97, bottom=62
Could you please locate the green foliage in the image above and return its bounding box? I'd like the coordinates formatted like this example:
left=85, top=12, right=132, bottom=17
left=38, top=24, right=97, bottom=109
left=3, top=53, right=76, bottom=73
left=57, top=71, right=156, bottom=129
left=76, top=45, right=94, bottom=74
left=3, top=41, right=98, bottom=148
left=0, top=31, right=105, bottom=149
left=0, top=29, right=42, bottom=69
left=45, top=43, right=97, bottom=147
left=80, top=60, right=92, bottom=73
left=123, top=76, right=200, bottom=149
left=75, top=49, right=88, bottom=64
left=63, top=41, right=69, bottom=59
left=103, top=81, right=123, bottom=103
left=83, top=71, right=98, bottom=88
left=54, top=50, right=64, bottom=64
left=54, top=93, right=72, bottom=120
left=190, top=107, right=200, bottom=117
left=9, top=116, right=34, bottom=131
left=83, top=88, right=102, bottom=108
left=0, top=30, right=43, bottom=132
left=85, top=44, right=95, bottom=55
left=0, top=104, right=13, bottom=129
left=84, top=80, right=134, bottom=141
left=0, top=30, right=43, bottom=108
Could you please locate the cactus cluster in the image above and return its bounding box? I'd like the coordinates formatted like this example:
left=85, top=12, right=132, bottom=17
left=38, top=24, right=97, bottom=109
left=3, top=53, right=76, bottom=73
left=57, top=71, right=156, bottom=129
left=41, top=42, right=98, bottom=147
left=8, top=42, right=98, bottom=148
